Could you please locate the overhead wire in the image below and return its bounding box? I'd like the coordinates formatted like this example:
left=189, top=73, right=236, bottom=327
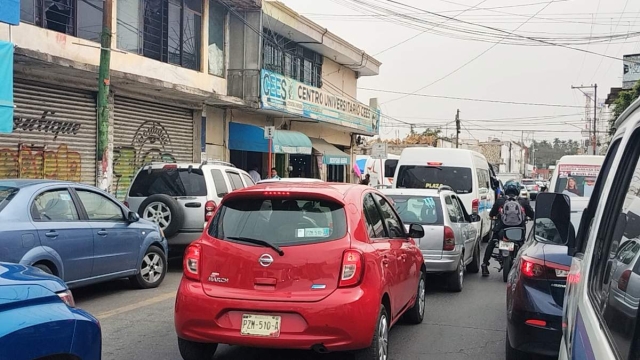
left=380, top=0, right=556, bottom=105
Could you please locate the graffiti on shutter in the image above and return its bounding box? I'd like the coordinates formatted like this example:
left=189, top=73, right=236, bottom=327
left=0, top=111, right=84, bottom=181
left=112, top=121, right=178, bottom=198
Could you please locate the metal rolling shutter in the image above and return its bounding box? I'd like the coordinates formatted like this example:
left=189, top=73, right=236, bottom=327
left=112, top=96, right=194, bottom=198
left=0, top=80, right=97, bottom=184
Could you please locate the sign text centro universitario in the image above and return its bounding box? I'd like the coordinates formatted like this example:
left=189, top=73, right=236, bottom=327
left=260, top=69, right=380, bottom=136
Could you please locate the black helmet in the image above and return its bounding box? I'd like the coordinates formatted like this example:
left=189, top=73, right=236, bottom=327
left=504, top=182, right=520, bottom=197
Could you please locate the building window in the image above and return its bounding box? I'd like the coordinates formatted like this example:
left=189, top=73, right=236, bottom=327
left=208, top=0, right=226, bottom=77
left=117, top=0, right=202, bottom=71
left=20, top=0, right=103, bottom=42
left=263, top=30, right=323, bottom=88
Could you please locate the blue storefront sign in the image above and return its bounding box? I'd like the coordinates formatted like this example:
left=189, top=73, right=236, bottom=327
left=0, top=41, right=14, bottom=134
left=260, top=69, right=380, bottom=136
left=0, top=0, right=20, bottom=26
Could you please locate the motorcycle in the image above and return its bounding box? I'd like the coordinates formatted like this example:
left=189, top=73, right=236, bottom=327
left=492, top=227, right=526, bottom=282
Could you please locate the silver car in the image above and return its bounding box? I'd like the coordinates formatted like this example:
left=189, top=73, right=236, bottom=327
left=382, top=187, right=482, bottom=292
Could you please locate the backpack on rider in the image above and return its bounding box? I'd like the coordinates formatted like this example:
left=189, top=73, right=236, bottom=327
left=501, top=197, right=524, bottom=226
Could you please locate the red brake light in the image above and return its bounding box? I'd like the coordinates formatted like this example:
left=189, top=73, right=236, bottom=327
left=338, top=250, right=364, bottom=288
left=525, top=319, right=547, bottom=327
left=183, top=243, right=201, bottom=281
left=263, top=191, right=291, bottom=196
left=427, top=162, right=443, bottom=166
left=163, top=164, right=178, bottom=169
left=619, top=270, right=632, bottom=292
left=205, top=200, right=217, bottom=222
left=521, top=255, right=570, bottom=279
left=471, top=199, right=479, bottom=214
left=443, top=226, right=455, bottom=251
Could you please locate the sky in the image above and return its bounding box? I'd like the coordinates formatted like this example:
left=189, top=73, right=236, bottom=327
left=281, top=0, right=640, bottom=143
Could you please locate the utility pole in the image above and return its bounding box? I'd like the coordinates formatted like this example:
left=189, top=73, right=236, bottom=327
left=97, top=0, right=113, bottom=190
left=455, top=109, right=460, bottom=148
left=571, top=84, right=598, bottom=155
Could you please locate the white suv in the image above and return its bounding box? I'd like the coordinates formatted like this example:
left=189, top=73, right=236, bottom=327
left=124, top=161, right=255, bottom=251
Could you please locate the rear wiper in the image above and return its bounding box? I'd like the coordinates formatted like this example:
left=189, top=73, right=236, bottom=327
left=226, top=236, right=285, bottom=256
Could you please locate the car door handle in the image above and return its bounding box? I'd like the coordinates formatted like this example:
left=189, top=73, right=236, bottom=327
left=97, top=230, right=108, bottom=236
left=45, top=231, right=58, bottom=238
left=185, top=202, right=201, bottom=208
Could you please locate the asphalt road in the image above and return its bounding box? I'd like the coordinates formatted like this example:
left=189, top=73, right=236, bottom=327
left=72, top=240, right=551, bottom=360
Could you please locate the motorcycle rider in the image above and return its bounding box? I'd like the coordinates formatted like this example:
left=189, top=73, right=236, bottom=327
left=481, top=182, right=534, bottom=276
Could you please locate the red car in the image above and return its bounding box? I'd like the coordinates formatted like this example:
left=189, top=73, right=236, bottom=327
left=174, top=183, right=427, bottom=360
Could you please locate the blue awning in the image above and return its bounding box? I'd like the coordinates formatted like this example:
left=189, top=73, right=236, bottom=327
left=0, top=41, right=13, bottom=134
left=228, top=122, right=312, bottom=155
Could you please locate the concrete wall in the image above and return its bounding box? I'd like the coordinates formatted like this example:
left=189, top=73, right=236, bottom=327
left=321, top=58, right=357, bottom=99
left=205, top=106, right=228, bottom=161
left=0, top=16, right=227, bottom=97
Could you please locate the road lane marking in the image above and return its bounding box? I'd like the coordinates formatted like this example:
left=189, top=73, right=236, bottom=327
left=95, top=292, right=176, bottom=320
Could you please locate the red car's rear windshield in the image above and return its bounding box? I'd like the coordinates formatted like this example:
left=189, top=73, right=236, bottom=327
left=210, top=197, right=347, bottom=246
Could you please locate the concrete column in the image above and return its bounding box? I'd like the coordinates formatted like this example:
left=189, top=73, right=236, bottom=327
left=201, top=0, right=209, bottom=73
left=110, top=0, right=117, bottom=48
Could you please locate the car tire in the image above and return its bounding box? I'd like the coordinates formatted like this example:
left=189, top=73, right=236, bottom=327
left=505, top=330, right=531, bottom=360
left=355, top=305, right=389, bottom=360
left=503, top=255, right=512, bottom=283
left=138, top=194, right=185, bottom=238
left=130, top=245, right=167, bottom=289
left=404, top=271, right=426, bottom=324
left=34, top=263, right=53, bottom=275
left=467, top=242, right=481, bottom=274
left=447, top=256, right=464, bottom=292
left=178, top=337, right=218, bottom=360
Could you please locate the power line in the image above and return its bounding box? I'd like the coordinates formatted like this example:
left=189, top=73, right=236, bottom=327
left=380, top=0, right=556, bottom=105
left=360, top=87, right=585, bottom=108
left=373, top=0, right=491, bottom=56
left=379, top=0, right=640, bottom=63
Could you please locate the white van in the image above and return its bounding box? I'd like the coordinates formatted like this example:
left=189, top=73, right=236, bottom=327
left=393, top=147, right=494, bottom=241
left=559, top=97, right=640, bottom=360
left=549, top=155, right=605, bottom=198
left=364, top=154, right=400, bottom=188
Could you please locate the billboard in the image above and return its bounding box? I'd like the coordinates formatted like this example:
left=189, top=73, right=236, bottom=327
left=260, top=69, right=380, bottom=136
left=623, top=54, right=640, bottom=89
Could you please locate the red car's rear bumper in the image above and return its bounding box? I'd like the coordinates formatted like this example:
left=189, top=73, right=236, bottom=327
left=174, top=278, right=379, bottom=351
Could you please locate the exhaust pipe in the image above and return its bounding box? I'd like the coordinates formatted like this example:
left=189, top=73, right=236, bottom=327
left=311, top=344, right=329, bottom=354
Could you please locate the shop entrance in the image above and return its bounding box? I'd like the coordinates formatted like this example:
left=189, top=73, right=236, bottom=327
left=290, top=155, right=313, bottom=178
left=230, top=150, right=264, bottom=178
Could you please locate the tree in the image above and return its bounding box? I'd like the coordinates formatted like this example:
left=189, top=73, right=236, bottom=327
left=609, top=79, right=640, bottom=135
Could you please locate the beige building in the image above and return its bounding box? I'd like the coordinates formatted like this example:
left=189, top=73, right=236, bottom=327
left=0, top=0, right=380, bottom=196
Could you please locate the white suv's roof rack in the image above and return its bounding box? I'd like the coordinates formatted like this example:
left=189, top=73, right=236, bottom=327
left=200, top=159, right=236, bottom=168
left=438, top=185, right=454, bottom=193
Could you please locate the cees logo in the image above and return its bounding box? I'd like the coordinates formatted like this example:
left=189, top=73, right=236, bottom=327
left=262, top=73, right=292, bottom=101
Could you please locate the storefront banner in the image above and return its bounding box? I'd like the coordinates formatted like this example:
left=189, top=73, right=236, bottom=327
left=0, top=41, right=14, bottom=134
left=260, top=69, right=380, bottom=135
left=0, top=0, right=20, bottom=25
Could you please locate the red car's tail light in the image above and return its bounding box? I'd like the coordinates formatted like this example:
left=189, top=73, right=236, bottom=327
left=263, top=191, right=290, bottom=196
left=471, top=199, right=479, bottom=214
left=525, top=319, right=547, bottom=327
left=184, top=243, right=202, bottom=281
left=521, top=256, right=570, bottom=280
left=338, top=250, right=364, bottom=288
left=205, top=200, right=217, bottom=222
left=443, top=226, right=456, bottom=251
left=619, top=270, right=632, bottom=292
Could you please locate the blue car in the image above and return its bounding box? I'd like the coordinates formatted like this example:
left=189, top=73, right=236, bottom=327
left=0, top=180, right=169, bottom=289
left=0, top=262, right=101, bottom=360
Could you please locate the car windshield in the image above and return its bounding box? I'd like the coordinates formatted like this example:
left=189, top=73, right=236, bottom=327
left=0, top=186, right=19, bottom=213
left=554, top=164, right=601, bottom=197
left=396, top=166, right=473, bottom=194
left=387, top=195, right=443, bottom=226
left=210, top=197, right=347, bottom=246
left=128, top=167, right=207, bottom=197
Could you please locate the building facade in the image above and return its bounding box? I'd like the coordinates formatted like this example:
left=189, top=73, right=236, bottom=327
left=0, top=0, right=380, bottom=195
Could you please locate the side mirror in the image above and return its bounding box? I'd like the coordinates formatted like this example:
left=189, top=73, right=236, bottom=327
left=127, top=211, right=140, bottom=223
left=470, top=213, right=481, bottom=223
left=534, top=192, right=573, bottom=246
left=408, top=224, right=425, bottom=239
